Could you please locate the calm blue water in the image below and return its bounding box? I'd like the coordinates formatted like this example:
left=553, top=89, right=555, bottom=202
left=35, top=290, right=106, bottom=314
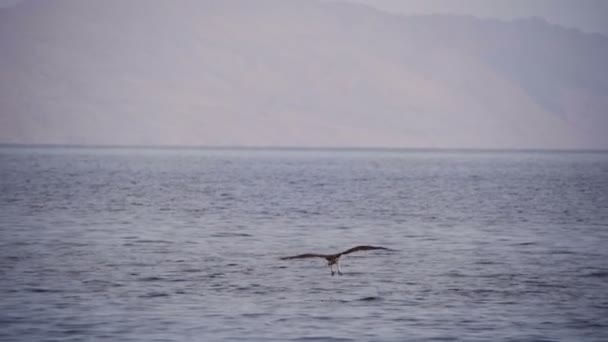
left=1, top=147, right=607, bottom=341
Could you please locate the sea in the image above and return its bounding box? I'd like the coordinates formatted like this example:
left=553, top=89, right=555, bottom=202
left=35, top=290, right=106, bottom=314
left=0, top=146, right=607, bottom=342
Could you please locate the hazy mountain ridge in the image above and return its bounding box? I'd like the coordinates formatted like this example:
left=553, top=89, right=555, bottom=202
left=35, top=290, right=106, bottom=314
left=1, top=0, right=606, bottom=148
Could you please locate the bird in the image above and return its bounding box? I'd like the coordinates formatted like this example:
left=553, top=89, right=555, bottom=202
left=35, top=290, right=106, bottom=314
left=280, top=245, right=392, bottom=276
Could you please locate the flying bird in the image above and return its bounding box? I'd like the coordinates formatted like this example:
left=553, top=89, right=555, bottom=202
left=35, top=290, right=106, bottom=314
left=280, top=245, right=392, bottom=276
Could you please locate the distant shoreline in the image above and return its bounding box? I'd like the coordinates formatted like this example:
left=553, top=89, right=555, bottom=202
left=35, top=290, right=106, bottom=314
left=0, top=143, right=606, bottom=154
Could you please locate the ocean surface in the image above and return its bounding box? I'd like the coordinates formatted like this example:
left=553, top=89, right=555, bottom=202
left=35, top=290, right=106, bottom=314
left=1, top=147, right=607, bottom=341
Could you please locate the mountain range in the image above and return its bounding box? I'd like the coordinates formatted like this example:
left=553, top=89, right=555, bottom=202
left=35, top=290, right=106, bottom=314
left=1, top=0, right=607, bottom=149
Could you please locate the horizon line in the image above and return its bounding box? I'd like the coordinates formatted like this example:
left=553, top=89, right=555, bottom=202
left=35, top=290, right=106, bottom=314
left=1, top=143, right=607, bottom=154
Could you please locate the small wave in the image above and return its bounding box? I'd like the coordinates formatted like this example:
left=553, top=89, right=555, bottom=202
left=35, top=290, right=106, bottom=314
left=289, top=337, right=355, bottom=342
left=470, top=288, right=501, bottom=294
left=139, top=292, right=170, bottom=298
left=444, top=271, right=467, bottom=278
left=311, top=287, right=339, bottom=293
left=426, top=336, right=458, bottom=341
left=211, top=232, right=252, bottom=238
left=549, top=249, right=577, bottom=255
left=4, top=255, right=22, bottom=261
left=294, top=209, right=320, bottom=216
left=133, top=239, right=173, bottom=244
left=514, top=242, right=537, bottom=246
left=523, top=280, right=569, bottom=289
left=82, top=279, right=123, bottom=287
left=182, top=268, right=204, bottom=273
left=235, top=286, right=253, bottom=292
left=138, top=276, right=165, bottom=282
left=474, top=260, right=499, bottom=265
left=583, top=271, right=608, bottom=278
left=12, top=241, right=31, bottom=246
left=24, top=287, right=63, bottom=293
left=58, top=241, right=91, bottom=248
left=124, top=262, right=155, bottom=267
left=168, top=278, right=188, bottom=282
left=241, top=313, right=267, bottom=318
left=358, top=296, right=382, bottom=301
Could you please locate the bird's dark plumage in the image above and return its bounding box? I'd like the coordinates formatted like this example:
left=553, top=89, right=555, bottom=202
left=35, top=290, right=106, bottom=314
left=280, top=245, right=392, bottom=275
left=280, top=253, right=327, bottom=260
left=338, top=245, right=391, bottom=256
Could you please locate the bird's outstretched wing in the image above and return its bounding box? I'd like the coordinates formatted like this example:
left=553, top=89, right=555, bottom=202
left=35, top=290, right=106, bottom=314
left=338, top=245, right=391, bottom=256
left=280, top=253, right=329, bottom=260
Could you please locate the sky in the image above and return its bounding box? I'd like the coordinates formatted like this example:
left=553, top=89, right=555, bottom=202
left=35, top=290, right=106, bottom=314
left=2, top=0, right=607, bottom=35
left=336, top=0, right=608, bottom=35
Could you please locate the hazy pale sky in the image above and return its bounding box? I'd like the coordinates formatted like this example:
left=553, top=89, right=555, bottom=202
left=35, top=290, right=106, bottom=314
left=2, top=0, right=606, bottom=34
left=336, top=0, right=608, bottom=34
